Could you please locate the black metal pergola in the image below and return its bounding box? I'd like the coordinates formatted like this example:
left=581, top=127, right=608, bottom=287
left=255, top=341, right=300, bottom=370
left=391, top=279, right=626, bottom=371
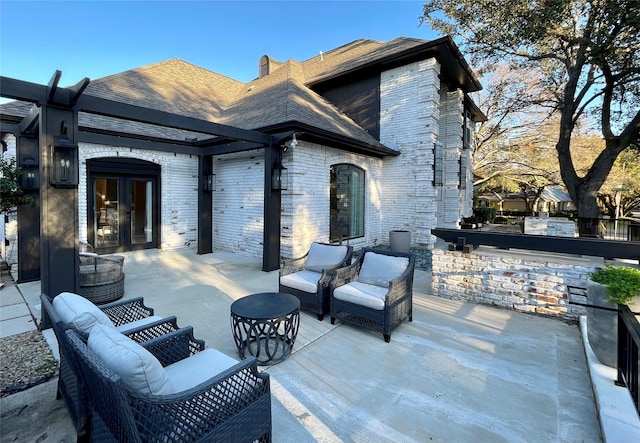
left=1, top=71, right=290, bottom=305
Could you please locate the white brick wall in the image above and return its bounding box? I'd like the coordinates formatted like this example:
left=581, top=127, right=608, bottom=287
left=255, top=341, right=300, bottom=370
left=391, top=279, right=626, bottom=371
left=437, top=88, right=466, bottom=227
left=278, top=142, right=384, bottom=259
left=212, top=150, right=265, bottom=257
left=209, top=143, right=385, bottom=260
left=380, top=59, right=441, bottom=247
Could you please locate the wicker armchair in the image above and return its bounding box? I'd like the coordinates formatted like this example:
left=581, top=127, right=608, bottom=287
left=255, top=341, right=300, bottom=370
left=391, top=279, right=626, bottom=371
left=279, top=242, right=353, bottom=320
left=40, top=293, right=181, bottom=443
left=65, top=326, right=272, bottom=443
left=330, top=248, right=415, bottom=342
left=79, top=250, right=125, bottom=304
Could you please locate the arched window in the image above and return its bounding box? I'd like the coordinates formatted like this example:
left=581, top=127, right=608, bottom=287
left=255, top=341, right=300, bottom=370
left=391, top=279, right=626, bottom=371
left=330, top=164, right=365, bottom=242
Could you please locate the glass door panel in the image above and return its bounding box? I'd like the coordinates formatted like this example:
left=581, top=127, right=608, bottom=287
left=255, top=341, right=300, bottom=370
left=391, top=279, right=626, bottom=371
left=131, top=179, right=153, bottom=245
left=94, top=178, right=120, bottom=248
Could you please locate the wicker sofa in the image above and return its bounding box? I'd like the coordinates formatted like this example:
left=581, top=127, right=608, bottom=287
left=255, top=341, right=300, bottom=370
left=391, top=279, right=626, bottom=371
left=279, top=242, right=353, bottom=320
left=65, top=324, right=272, bottom=442
left=330, top=248, right=415, bottom=342
left=40, top=292, right=181, bottom=442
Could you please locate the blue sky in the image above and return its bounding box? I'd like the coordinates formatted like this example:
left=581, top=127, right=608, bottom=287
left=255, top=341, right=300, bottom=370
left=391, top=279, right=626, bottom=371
left=1, top=1, right=437, bottom=88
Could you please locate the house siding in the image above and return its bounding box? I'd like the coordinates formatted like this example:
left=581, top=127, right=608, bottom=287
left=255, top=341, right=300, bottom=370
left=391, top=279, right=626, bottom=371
left=379, top=59, right=441, bottom=247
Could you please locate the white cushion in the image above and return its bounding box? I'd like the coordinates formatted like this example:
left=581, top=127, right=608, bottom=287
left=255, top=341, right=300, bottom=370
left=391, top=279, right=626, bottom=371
left=115, top=316, right=165, bottom=333
left=88, top=324, right=174, bottom=395
left=53, top=292, right=114, bottom=334
left=280, top=270, right=322, bottom=293
left=333, top=281, right=388, bottom=310
left=165, top=348, right=239, bottom=394
left=358, top=252, right=409, bottom=287
left=304, top=243, right=348, bottom=272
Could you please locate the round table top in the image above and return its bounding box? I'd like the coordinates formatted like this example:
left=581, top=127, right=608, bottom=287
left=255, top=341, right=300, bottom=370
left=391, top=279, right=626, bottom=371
left=231, top=292, right=300, bottom=320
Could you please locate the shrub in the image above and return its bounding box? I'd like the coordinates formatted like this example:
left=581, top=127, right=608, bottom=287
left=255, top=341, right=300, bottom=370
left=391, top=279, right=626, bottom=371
left=590, top=265, right=640, bottom=305
left=473, top=207, right=496, bottom=223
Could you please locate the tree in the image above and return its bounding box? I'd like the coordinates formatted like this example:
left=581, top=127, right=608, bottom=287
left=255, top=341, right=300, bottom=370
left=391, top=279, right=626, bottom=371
left=1, top=156, right=33, bottom=213
left=422, top=0, right=640, bottom=232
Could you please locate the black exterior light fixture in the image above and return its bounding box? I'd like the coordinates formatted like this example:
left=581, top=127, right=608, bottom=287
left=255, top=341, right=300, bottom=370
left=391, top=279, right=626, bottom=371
left=20, top=157, right=39, bottom=190
left=204, top=173, right=216, bottom=191
left=50, top=121, right=79, bottom=187
left=271, top=158, right=288, bottom=191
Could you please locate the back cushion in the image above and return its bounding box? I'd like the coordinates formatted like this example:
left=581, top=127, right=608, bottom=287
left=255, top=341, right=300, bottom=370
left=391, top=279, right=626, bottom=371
left=53, top=292, right=113, bottom=334
left=358, top=252, right=409, bottom=287
left=88, top=324, right=174, bottom=395
left=304, top=243, right=348, bottom=272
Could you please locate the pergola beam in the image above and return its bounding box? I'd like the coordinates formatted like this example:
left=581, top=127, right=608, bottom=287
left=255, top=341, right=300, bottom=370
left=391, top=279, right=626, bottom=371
left=19, top=105, right=40, bottom=134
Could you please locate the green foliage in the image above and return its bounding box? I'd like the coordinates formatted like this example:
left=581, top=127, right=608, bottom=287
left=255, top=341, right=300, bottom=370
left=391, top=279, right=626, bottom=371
left=1, top=156, right=33, bottom=213
left=590, top=265, right=640, bottom=305
left=421, top=0, right=640, bottom=218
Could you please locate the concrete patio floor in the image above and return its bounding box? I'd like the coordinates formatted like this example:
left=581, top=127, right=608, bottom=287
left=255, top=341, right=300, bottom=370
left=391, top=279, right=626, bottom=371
left=0, top=247, right=612, bottom=442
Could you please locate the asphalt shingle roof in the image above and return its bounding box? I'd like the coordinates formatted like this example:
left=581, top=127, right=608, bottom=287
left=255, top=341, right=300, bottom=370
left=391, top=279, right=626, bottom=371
left=2, top=37, right=477, bottom=154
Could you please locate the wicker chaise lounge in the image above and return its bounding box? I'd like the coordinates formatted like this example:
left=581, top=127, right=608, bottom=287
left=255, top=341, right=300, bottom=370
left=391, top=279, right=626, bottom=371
left=40, top=292, right=181, bottom=442
left=65, top=325, right=272, bottom=442
left=279, top=242, right=353, bottom=320
left=330, top=248, right=416, bottom=342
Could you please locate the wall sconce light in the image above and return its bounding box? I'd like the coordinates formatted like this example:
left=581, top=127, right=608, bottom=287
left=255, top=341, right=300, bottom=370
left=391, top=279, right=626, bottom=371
left=271, top=161, right=288, bottom=191
left=204, top=173, right=216, bottom=191
left=50, top=135, right=79, bottom=187
left=20, top=157, right=39, bottom=190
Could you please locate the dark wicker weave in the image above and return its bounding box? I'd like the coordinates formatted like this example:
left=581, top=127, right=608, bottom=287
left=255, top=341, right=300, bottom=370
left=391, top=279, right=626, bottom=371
left=40, top=294, right=181, bottom=443
left=79, top=253, right=125, bottom=304
left=330, top=248, right=415, bottom=342
left=65, top=328, right=272, bottom=443
left=279, top=243, right=353, bottom=320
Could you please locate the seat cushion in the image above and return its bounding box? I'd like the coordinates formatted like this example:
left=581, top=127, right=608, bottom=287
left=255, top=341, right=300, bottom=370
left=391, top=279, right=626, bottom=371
left=115, top=316, right=165, bottom=333
left=53, top=292, right=114, bottom=334
left=88, top=324, right=174, bottom=395
left=165, top=348, right=239, bottom=394
left=358, top=252, right=409, bottom=287
left=333, top=281, right=388, bottom=310
left=280, top=270, right=322, bottom=293
left=304, top=243, right=348, bottom=272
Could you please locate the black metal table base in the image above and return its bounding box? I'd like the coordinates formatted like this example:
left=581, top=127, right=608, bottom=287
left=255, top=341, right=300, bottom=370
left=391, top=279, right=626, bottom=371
left=230, top=293, right=300, bottom=365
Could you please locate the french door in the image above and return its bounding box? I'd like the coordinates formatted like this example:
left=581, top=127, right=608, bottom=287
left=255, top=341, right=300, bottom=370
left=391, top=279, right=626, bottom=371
left=87, top=159, right=160, bottom=253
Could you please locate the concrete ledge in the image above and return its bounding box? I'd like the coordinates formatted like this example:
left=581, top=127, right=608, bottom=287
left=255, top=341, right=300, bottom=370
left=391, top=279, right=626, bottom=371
left=580, top=315, right=640, bottom=442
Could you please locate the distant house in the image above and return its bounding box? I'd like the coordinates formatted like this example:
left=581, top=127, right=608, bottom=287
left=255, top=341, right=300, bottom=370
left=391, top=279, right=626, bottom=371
left=478, top=186, right=576, bottom=213
left=1, top=36, right=484, bottom=279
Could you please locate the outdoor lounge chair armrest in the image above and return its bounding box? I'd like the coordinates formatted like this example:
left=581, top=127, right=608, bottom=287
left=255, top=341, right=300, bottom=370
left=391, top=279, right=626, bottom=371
left=136, top=356, right=268, bottom=403
left=123, top=357, right=270, bottom=441
left=385, top=263, right=416, bottom=305
left=100, top=296, right=154, bottom=326
left=333, top=262, right=361, bottom=287
left=141, top=326, right=206, bottom=367
left=121, top=316, right=180, bottom=343
left=280, top=254, right=308, bottom=276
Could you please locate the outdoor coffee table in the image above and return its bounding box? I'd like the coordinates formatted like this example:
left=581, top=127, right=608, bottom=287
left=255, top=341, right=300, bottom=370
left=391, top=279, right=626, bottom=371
left=230, top=292, right=300, bottom=365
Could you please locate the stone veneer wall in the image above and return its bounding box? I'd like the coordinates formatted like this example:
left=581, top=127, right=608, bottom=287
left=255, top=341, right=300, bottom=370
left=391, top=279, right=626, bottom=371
left=431, top=246, right=603, bottom=320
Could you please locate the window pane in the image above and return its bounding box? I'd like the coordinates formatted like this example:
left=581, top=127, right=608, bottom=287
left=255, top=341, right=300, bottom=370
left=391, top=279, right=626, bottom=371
left=330, top=164, right=365, bottom=242
left=94, top=178, right=120, bottom=248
